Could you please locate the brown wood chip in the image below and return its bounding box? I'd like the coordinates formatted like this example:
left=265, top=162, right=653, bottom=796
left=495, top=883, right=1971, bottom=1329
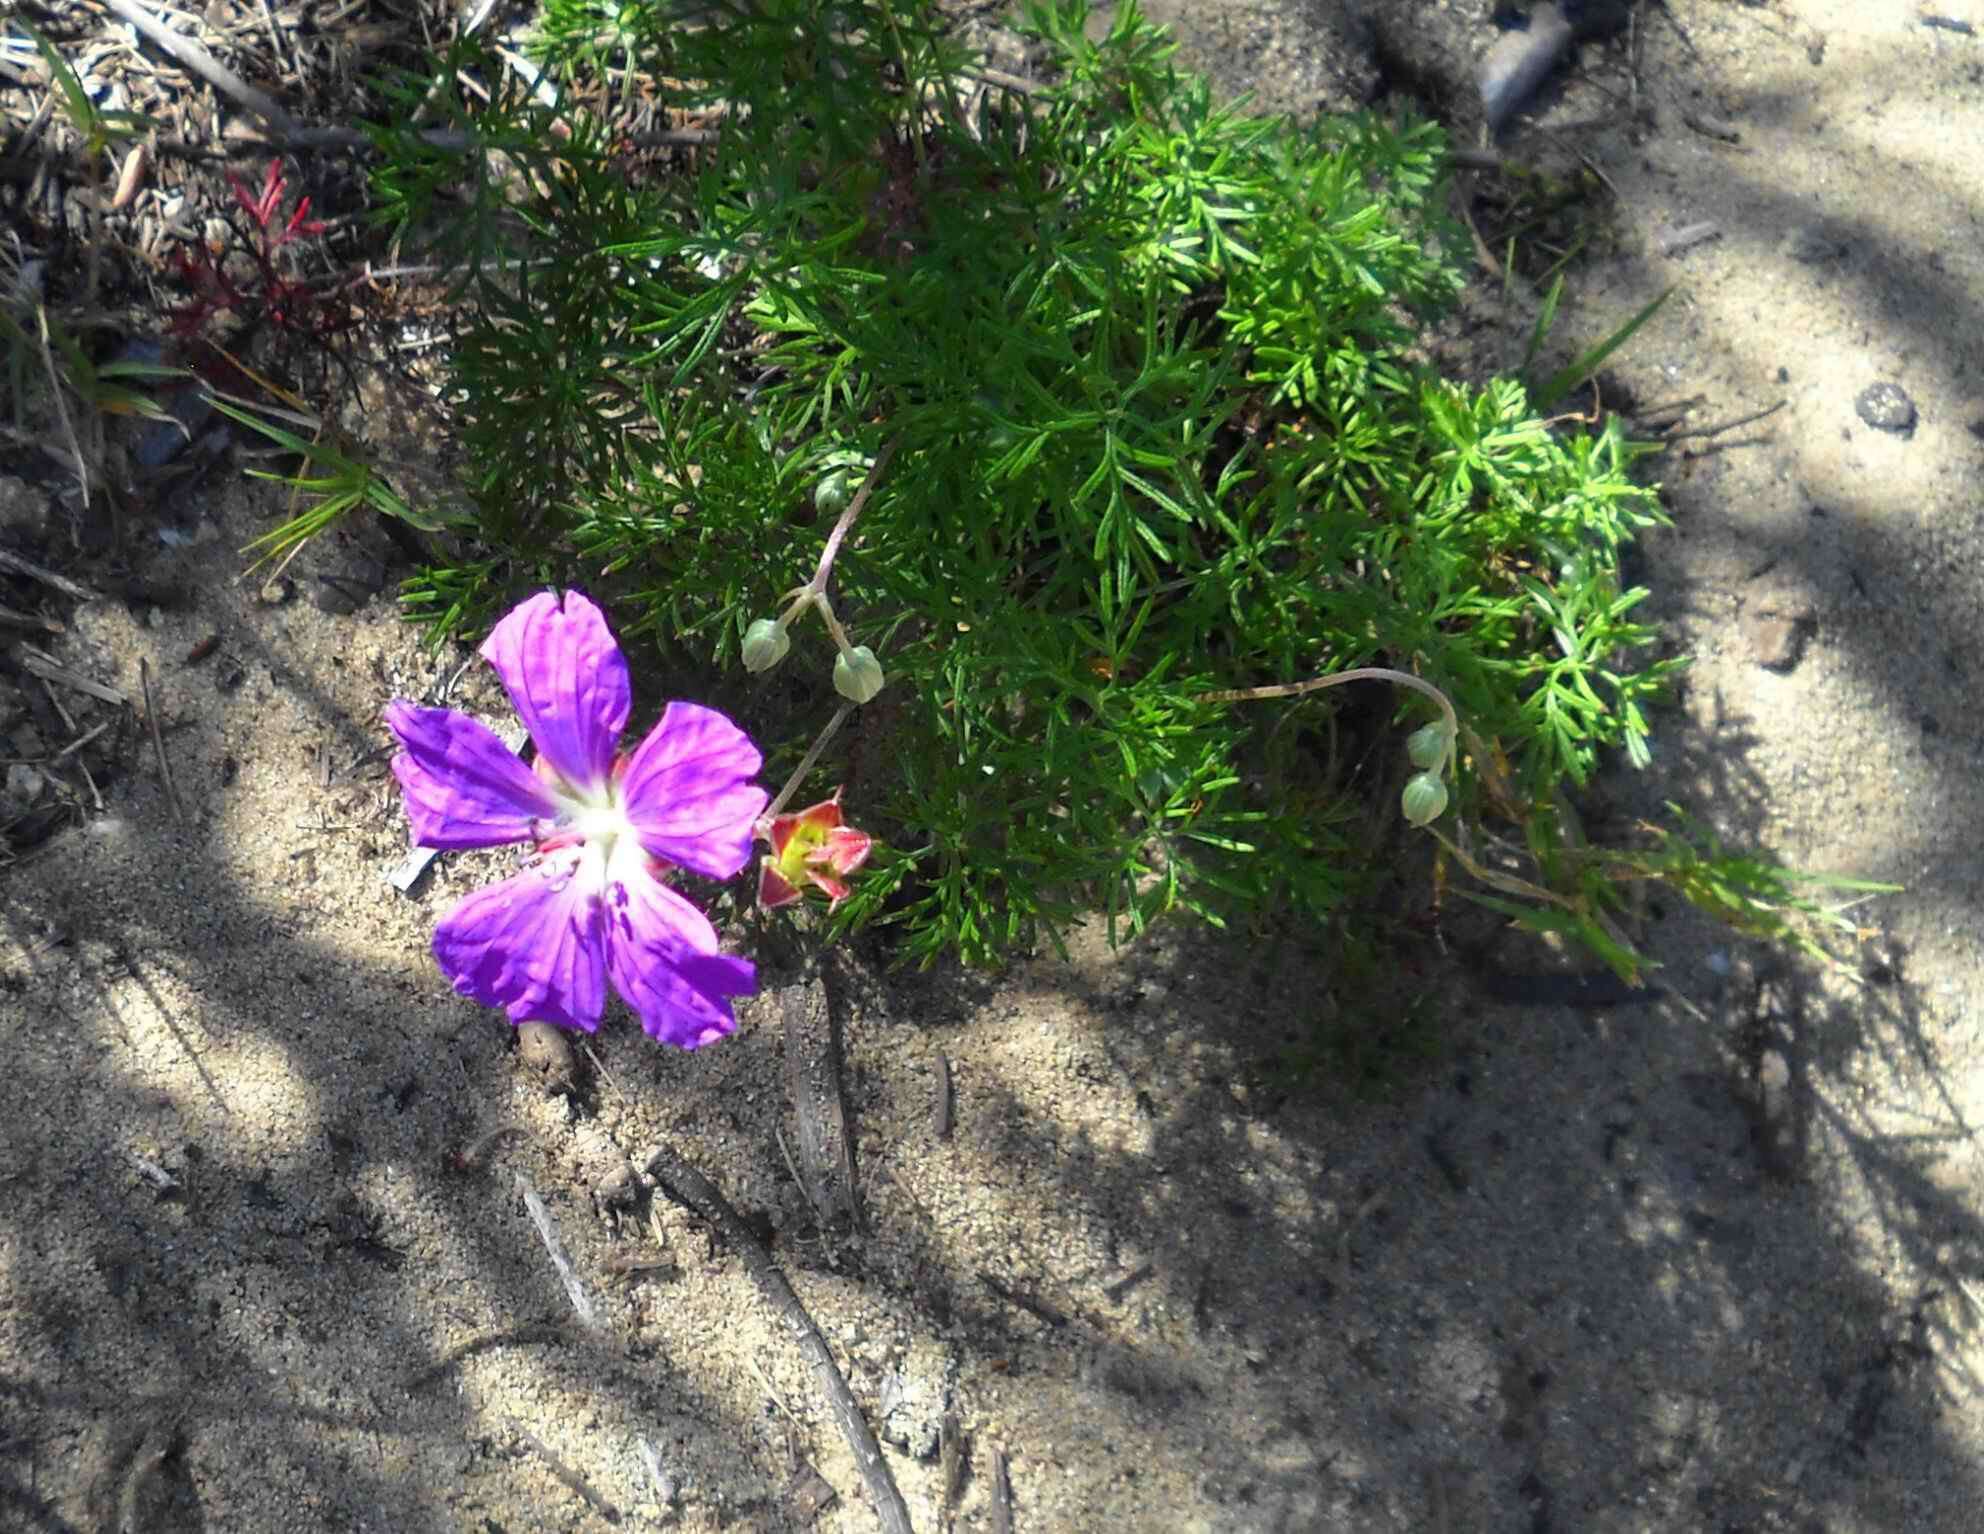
left=780, top=973, right=860, bottom=1231
left=934, top=1051, right=954, bottom=1140
left=782, top=1461, right=839, bottom=1522
left=990, top=1443, right=1014, bottom=1534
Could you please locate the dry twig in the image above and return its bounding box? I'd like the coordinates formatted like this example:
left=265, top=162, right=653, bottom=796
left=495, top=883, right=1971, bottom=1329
left=0, top=598, right=62, bottom=632
left=1656, top=220, right=1722, bottom=257
left=54, top=718, right=113, bottom=758
left=781, top=972, right=860, bottom=1232
left=33, top=308, right=89, bottom=508
left=0, top=546, right=99, bottom=602
left=939, top=1409, right=967, bottom=1528
left=515, top=1172, right=602, bottom=1331
left=508, top=1419, right=621, bottom=1523
left=103, top=0, right=299, bottom=134
left=1658, top=397, right=1787, bottom=443
left=989, top=1443, right=1014, bottom=1534
left=17, top=645, right=126, bottom=706
left=644, top=1140, right=913, bottom=1534
left=933, top=1051, right=954, bottom=1141
left=452, top=1122, right=522, bottom=1173
left=139, top=658, right=185, bottom=827
left=105, top=0, right=470, bottom=154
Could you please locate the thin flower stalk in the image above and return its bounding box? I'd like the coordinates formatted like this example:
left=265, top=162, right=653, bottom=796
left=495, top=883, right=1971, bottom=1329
left=763, top=704, right=854, bottom=825
left=748, top=437, right=903, bottom=694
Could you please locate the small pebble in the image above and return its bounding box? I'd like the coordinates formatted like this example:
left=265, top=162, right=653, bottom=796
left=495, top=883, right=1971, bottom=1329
left=516, top=1021, right=579, bottom=1093
left=1782, top=226, right=1846, bottom=264
left=878, top=1368, right=944, bottom=1460
left=1742, top=610, right=1809, bottom=673
left=3, top=763, right=45, bottom=812
left=1855, top=382, right=1917, bottom=436
left=594, top=1163, right=643, bottom=1210
left=311, top=578, right=366, bottom=616
left=259, top=576, right=295, bottom=606
left=0, top=473, right=48, bottom=540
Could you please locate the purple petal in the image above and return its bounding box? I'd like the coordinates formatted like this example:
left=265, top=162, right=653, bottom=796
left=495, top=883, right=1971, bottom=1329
left=619, top=702, right=768, bottom=879
left=480, top=590, right=630, bottom=797
left=604, top=866, right=754, bottom=1048
left=385, top=701, right=560, bottom=849
left=432, top=850, right=609, bottom=1031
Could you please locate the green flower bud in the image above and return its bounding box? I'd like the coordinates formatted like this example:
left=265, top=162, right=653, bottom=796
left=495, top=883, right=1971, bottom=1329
left=833, top=644, right=885, bottom=704
left=1407, top=721, right=1450, bottom=771
left=742, top=617, right=790, bottom=673
left=814, top=468, right=852, bottom=517
left=1401, top=771, right=1448, bottom=827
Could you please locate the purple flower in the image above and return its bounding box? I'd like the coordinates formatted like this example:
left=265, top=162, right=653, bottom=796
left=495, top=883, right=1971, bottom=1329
left=385, top=590, right=766, bottom=1048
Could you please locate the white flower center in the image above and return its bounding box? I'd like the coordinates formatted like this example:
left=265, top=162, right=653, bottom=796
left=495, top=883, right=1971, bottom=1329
left=552, top=781, right=649, bottom=900
left=572, top=802, right=632, bottom=847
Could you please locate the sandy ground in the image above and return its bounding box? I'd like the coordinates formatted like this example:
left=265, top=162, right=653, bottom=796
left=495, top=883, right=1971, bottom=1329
left=4, top=1, right=1984, bottom=1530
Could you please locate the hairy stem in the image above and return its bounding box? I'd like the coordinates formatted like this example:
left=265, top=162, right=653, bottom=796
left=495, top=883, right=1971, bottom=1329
left=764, top=704, right=854, bottom=824
left=1195, top=665, right=1458, bottom=775
left=807, top=435, right=900, bottom=595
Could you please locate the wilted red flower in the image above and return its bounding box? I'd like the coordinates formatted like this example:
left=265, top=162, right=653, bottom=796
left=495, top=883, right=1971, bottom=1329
left=757, top=789, right=873, bottom=911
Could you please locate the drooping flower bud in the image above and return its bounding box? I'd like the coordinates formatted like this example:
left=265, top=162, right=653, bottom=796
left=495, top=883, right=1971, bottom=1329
left=833, top=644, right=885, bottom=703
left=1407, top=721, right=1450, bottom=771
left=1401, top=771, right=1449, bottom=827
left=814, top=468, right=852, bottom=517
left=742, top=617, right=790, bottom=673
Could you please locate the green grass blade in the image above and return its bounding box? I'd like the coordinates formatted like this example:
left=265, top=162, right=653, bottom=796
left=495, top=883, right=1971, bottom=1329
left=1522, top=273, right=1563, bottom=372
left=1532, top=288, right=1672, bottom=411
left=16, top=19, right=99, bottom=142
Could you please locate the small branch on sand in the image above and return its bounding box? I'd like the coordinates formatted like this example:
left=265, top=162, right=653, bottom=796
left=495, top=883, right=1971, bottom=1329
left=644, top=1140, right=913, bottom=1534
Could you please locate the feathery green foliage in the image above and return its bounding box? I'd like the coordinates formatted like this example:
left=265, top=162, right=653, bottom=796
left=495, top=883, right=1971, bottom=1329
left=362, top=0, right=1873, bottom=972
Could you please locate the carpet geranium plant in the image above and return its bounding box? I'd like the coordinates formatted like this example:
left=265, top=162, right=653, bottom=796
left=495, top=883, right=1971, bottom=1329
left=386, top=589, right=769, bottom=1047
left=358, top=0, right=1886, bottom=1001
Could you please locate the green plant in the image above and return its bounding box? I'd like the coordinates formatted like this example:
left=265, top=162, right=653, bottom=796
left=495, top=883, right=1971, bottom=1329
left=2, top=20, right=168, bottom=503
left=15, top=17, right=157, bottom=165
left=203, top=368, right=454, bottom=576
left=0, top=282, right=188, bottom=508
left=359, top=0, right=1875, bottom=973
left=12, top=16, right=156, bottom=317
left=1523, top=275, right=1672, bottom=412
